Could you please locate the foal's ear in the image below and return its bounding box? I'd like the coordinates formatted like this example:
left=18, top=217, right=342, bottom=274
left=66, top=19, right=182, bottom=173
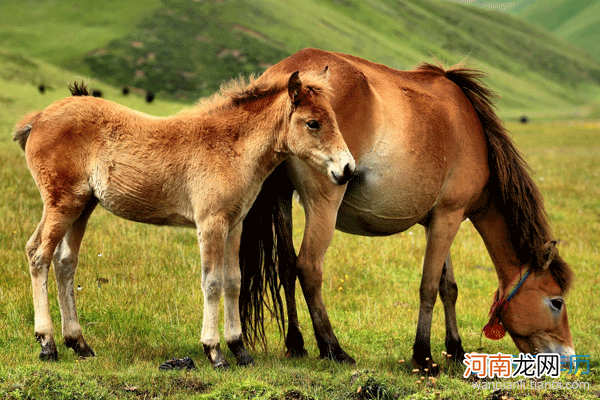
left=542, top=240, right=558, bottom=270
left=288, top=71, right=302, bottom=105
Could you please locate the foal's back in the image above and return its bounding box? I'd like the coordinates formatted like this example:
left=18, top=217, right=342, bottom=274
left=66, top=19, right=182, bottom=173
left=19, top=95, right=200, bottom=226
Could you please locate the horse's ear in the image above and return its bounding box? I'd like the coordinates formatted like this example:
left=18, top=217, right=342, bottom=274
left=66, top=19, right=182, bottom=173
left=319, top=65, right=330, bottom=79
left=288, top=71, right=302, bottom=105
left=542, top=240, right=558, bottom=270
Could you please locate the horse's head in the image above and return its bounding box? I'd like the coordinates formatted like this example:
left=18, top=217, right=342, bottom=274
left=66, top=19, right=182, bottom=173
left=498, top=241, right=574, bottom=358
left=283, top=69, right=355, bottom=185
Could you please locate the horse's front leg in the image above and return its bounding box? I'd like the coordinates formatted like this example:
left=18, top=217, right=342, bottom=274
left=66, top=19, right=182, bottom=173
left=199, top=217, right=229, bottom=369
left=294, top=169, right=355, bottom=364
left=413, top=209, right=463, bottom=373
left=438, top=253, right=466, bottom=362
left=223, top=224, right=253, bottom=366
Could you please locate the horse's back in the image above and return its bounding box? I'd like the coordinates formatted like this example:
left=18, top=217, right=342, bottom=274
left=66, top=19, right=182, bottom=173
left=263, top=49, right=489, bottom=235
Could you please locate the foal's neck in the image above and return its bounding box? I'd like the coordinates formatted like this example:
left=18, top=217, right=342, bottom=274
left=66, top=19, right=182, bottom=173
left=197, top=93, right=289, bottom=178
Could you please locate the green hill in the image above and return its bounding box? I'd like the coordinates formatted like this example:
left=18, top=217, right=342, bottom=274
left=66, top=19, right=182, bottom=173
left=1, top=0, right=600, bottom=118
left=453, top=0, right=600, bottom=62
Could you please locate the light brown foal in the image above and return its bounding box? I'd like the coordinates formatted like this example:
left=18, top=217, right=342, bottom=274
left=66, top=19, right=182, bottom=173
left=15, top=70, right=355, bottom=368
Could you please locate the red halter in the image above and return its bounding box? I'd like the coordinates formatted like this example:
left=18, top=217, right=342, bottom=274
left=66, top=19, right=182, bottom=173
left=483, top=267, right=532, bottom=340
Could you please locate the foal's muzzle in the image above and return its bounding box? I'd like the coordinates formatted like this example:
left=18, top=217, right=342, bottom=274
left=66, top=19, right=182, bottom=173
left=329, top=152, right=356, bottom=185
left=332, top=162, right=355, bottom=185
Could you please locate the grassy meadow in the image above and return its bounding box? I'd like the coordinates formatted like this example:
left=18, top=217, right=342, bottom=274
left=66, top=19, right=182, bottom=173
left=1, top=70, right=599, bottom=399
left=1, top=0, right=599, bottom=395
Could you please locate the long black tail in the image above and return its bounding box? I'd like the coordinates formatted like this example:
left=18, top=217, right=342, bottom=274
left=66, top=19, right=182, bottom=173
left=239, top=166, right=289, bottom=350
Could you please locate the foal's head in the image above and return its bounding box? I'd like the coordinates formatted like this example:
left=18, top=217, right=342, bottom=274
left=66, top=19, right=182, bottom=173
left=499, top=242, right=575, bottom=358
left=282, top=69, right=355, bottom=185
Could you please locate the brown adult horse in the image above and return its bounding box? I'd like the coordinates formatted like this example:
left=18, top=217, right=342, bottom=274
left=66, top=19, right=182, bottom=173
left=14, top=70, right=355, bottom=368
left=239, top=48, right=575, bottom=371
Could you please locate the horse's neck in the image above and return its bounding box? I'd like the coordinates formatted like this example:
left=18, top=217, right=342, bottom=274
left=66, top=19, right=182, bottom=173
left=471, top=200, right=529, bottom=293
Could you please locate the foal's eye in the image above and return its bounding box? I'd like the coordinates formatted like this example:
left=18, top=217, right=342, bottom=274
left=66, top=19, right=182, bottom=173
left=549, top=297, right=564, bottom=312
left=306, top=120, right=321, bottom=130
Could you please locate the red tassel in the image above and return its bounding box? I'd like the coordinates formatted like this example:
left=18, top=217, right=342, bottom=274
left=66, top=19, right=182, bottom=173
left=483, top=318, right=505, bottom=340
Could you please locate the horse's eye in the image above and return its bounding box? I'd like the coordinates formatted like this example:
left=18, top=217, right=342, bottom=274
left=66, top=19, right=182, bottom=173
left=549, top=297, right=564, bottom=312
left=306, top=120, right=321, bottom=130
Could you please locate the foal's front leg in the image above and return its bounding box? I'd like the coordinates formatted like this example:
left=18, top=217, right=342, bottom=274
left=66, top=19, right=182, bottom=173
left=199, top=218, right=229, bottom=369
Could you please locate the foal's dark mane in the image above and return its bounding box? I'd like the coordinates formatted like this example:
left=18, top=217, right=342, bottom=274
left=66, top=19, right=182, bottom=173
left=69, top=81, right=90, bottom=96
left=417, top=63, right=573, bottom=292
left=199, top=72, right=332, bottom=116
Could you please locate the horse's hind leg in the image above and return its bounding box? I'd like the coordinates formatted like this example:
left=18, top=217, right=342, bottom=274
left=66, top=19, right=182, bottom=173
left=27, top=207, right=84, bottom=360
left=438, top=253, right=465, bottom=362
left=223, top=224, right=253, bottom=366
left=53, top=199, right=98, bottom=358
left=413, top=210, right=463, bottom=373
left=277, top=194, right=308, bottom=358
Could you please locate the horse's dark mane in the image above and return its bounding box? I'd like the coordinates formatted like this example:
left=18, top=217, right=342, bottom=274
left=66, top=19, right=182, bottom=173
left=69, top=81, right=90, bottom=96
left=417, top=62, right=573, bottom=292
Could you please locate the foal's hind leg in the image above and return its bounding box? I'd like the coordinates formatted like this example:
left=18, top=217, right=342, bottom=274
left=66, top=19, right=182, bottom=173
left=199, top=216, right=229, bottom=369
left=53, top=199, right=98, bottom=358
left=27, top=207, right=85, bottom=360
left=438, top=253, right=465, bottom=362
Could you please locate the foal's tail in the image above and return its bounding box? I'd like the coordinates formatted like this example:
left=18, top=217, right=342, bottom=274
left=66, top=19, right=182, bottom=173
left=238, top=167, right=287, bottom=350
left=420, top=63, right=554, bottom=272
left=13, top=80, right=89, bottom=151
left=13, top=111, right=41, bottom=151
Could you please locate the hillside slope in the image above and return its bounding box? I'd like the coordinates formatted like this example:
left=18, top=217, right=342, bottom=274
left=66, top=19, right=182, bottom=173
left=453, top=0, right=600, bottom=62
left=0, top=48, right=183, bottom=143
left=1, top=0, right=599, bottom=117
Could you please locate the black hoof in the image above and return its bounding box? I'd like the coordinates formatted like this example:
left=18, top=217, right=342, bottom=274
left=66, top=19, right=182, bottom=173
left=285, top=347, right=309, bottom=358
left=320, top=348, right=356, bottom=364
left=39, top=346, right=58, bottom=361
left=213, top=358, right=231, bottom=370
left=36, top=334, right=58, bottom=361
left=411, top=356, right=440, bottom=375
left=445, top=339, right=466, bottom=363
left=204, top=343, right=230, bottom=370
left=227, top=338, right=254, bottom=367
left=285, top=328, right=307, bottom=359
left=65, top=338, right=95, bottom=358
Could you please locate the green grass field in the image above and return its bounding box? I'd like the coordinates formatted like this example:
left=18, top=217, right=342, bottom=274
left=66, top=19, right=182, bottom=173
left=0, top=82, right=598, bottom=399
left=0, top=1, right=599, bottom=397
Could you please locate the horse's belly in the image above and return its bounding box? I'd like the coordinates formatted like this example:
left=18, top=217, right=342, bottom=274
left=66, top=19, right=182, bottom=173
left=335, top=165, right=439, bottom=236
